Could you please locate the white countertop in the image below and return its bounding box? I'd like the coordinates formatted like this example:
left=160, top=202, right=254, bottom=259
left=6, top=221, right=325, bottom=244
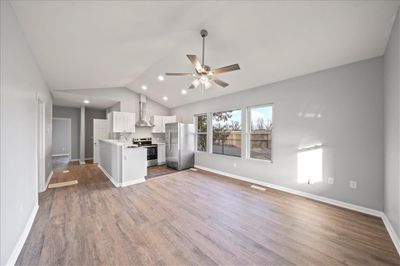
left=99, top=139, right=143, bottom=149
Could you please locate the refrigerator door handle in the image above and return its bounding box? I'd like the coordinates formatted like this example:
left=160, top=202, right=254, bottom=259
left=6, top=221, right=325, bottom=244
left=169, top=132, right=172, bottom=151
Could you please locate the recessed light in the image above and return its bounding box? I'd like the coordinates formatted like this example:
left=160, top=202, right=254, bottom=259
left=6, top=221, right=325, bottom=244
left=163, top=96, right=168, bottom=101
left=158, top=75, right=164, bottom=81
left=83, top=100, right=90, bottom=104
left=181, top=89, right=187, bottom=95
left=141, top=85, right=147, bottom=90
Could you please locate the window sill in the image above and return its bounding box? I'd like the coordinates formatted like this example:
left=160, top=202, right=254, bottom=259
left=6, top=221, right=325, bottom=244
left=245, top=157, right=273, bottom=164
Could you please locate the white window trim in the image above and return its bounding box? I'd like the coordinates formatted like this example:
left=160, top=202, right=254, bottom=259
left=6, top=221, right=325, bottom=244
left=246, top=104, right=273, bottom=163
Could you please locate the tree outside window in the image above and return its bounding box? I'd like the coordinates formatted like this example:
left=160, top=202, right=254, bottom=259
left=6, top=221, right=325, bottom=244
left=248, top=105, right=273, bottom=160
left=212, top=110, right=242, bottom=157
left=195, top=114, right=207, bottom=152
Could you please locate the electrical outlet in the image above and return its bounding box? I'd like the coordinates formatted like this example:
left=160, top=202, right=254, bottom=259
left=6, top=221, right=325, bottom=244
left=350, top=180, right=357, bottom=189
left=327, top=177, right=334, bottom=184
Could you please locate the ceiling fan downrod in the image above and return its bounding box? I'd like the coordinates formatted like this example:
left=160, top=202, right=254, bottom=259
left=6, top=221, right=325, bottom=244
left=200, top=29, right=208, bottom=67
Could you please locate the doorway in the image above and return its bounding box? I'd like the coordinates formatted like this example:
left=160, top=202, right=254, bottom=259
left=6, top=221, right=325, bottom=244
left=52, top=117, right=71, bottom=169
left=37, top=99, right=46, bottom=192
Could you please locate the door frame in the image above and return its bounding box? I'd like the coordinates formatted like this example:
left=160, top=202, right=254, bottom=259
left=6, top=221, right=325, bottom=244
left=37, top=98, right=46, bottom=193
left=52, top=117, right=72, bottom=159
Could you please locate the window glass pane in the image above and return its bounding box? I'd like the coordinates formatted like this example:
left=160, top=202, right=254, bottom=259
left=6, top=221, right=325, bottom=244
left=197, top=134, right=207, bottom=152
left=212, top=110, right=241, bottom=157
left=197, top=114, right=207, bottom=133
left=195, top=114, right=207, bottom=152
left=249, top=106, right=272, bottom=160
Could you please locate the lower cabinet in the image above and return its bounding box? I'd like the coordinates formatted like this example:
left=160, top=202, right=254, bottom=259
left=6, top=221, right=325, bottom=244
left=157, top=143, right=166, bottom=165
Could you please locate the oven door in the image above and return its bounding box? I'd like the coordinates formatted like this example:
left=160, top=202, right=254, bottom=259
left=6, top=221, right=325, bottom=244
left=147, top=146, right=158, bottom=161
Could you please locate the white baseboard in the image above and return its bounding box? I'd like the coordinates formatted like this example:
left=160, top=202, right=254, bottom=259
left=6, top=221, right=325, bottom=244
left=121, top=178, right=145, bottom=187
left=45, top=171, right=53, bottom=190
left=6, top=204, right=39, bottom=266
left=382, top=214, right=400, bottom=255
left=79, top=161, right=86, bottom=165
left=97, top=165, right=120, bottom=187
left=195, top=165, right=382, bottom=217
left=194, top=165, right=400, bottom=255
left=70, top=159, right=79, bottom=162
left=52, top=153, right=70, bottom=157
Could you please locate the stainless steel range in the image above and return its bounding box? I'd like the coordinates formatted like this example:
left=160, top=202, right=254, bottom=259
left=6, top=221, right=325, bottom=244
left=133, top=137, right=157, bottom=167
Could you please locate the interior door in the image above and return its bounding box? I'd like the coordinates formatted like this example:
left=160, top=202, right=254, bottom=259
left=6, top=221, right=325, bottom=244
left=93, top=119, right=109, bottom=163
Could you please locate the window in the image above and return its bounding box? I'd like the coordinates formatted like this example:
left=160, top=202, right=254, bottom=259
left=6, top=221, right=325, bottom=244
left=248, top=105, right=273, bottom=161
left=195, top=114, right=207, bottom=152
left=212, top=110, right=242, bottom=157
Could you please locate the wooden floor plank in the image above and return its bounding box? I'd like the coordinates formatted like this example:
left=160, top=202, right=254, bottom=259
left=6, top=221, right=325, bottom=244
left=16, top=164, right=400, bottom=265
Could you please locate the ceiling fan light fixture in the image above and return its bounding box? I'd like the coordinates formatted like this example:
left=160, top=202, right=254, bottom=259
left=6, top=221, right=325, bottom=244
left=192, top=79, right=200, bottom=88
left=200, top=75, right=208, bottom=83
left=204, top=80, right=212, bottom=89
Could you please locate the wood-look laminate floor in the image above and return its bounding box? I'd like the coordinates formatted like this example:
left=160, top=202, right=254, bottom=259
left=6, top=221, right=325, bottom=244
left=17, top=163, right=399, bottom=265
left=146, top=165, right=178, bottom=179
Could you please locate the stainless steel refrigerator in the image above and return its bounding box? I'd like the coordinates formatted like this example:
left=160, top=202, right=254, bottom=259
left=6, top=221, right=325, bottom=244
left=165, top=123, right=194, bottom=170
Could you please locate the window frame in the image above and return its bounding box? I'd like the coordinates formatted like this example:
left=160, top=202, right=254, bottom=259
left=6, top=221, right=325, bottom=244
left=246, top=104, right=273, bottom=163
left=211, top=109, right=243, bottom=158
left=194, top=113, right=208, bottom=152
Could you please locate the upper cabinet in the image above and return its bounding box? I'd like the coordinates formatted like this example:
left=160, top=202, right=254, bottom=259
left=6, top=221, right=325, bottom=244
left=109, top=111, right=135, bottom=133
left=151, top=115, right=176, bottom=133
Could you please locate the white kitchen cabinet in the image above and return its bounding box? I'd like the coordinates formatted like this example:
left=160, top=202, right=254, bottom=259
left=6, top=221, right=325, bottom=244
left=151, top=115, right=164, bottom=133
left=157, top=143, right=166, bottom=165
left=151, top=115, right=176, bottom=133
left=110, top=111, right=135, bottom=133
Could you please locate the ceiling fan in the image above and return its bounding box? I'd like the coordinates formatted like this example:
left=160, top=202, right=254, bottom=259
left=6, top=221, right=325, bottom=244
left=165, top=29, right=240, bottom=90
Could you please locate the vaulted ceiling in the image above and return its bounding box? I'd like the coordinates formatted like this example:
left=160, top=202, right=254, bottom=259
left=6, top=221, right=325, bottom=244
left=11, top=1, right=400, bottom=108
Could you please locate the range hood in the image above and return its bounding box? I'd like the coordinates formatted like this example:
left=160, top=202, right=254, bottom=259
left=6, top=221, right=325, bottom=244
left=135, top=94, right=154, bottom=127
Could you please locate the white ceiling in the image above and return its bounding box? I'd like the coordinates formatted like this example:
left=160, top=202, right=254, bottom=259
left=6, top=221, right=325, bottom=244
left=11, top=1, right=400, bottom=108
left=52, top=90, right=118, bottom=109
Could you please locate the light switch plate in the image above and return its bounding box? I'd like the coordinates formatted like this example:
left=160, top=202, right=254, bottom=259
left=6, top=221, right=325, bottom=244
left=328, top=177, right=334, bottom=184
left=350, top=180, right=357, bottom=189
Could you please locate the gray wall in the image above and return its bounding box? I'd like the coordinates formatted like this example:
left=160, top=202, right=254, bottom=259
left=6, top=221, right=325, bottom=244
left=0, top=1, right=53, bottom=264
left=85, top=108, right=106, bottom=158
left=384, top=8, right=400, bottom=238
left=172, top=57, right=384, bottom=211
left=52, top=119, right=71, bottom=156
left=53, top=106, right=81, bottom=160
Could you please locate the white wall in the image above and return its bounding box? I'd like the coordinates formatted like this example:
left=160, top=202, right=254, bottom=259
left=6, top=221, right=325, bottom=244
left=172, top=57, right=384, bottom=211
left=384, top=8, right=400, bottom=238
left=0, top=1, right=53, bottom=264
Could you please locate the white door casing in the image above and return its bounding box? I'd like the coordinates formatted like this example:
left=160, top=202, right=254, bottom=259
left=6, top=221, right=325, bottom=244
left=37, top=98, right=46, bottom=192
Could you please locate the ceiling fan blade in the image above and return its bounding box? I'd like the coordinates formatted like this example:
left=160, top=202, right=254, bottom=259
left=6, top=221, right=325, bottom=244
left=212, top=78, right=229, bottom=88
left=212, top=64, right=240, bottom=74
left=187, top=54, right=203, bottom=72
left=165, top=73, right=194, bottom=76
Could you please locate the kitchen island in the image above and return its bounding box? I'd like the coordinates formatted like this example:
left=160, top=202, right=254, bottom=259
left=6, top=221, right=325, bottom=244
left=98, top=139, right=147, bottom=187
